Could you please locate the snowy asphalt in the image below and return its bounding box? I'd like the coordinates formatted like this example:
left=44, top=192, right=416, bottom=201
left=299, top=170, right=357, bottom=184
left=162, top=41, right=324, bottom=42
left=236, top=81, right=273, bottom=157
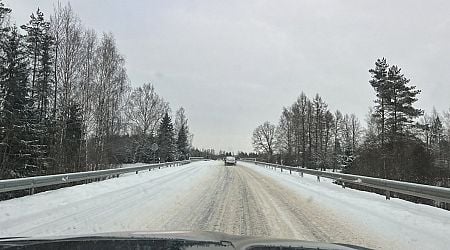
left=1, top=160, right=449, bottom=249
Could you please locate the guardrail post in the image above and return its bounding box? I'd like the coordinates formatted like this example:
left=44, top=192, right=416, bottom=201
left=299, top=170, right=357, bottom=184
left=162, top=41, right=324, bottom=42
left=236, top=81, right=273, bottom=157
left=136, top=171, right=138, bottom=174
left=281, top=167, right=283, bottom=172
left=317, top=175, right=320, bottom=182
left=300, top=172, right=303, bottom=177
left=341, top=181, right=345, bottom=189
left=385, top=190, right=391, bottom=200
left=289, top=169, right=292, bottom=174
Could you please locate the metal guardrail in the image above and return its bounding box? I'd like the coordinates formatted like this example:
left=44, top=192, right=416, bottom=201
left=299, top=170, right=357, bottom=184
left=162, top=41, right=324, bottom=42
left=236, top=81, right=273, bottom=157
left=241, top=160, right=450, bottom=203
left=0, top=160, right=191, bottom=194
left=189, top=157, right=206, bottom=161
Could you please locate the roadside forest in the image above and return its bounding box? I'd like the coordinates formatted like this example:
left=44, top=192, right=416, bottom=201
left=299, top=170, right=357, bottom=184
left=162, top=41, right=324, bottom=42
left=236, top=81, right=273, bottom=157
left=0, top=1, right=192, bottom=179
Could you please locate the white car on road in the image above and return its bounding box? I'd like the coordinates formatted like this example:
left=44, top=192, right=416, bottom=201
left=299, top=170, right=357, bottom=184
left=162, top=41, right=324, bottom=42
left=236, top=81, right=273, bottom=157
left=224, top=156, right=236, bottom=166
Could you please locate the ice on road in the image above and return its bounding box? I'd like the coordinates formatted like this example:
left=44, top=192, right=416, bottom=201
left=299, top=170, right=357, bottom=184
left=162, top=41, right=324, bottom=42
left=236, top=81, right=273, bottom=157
left=1, top=160, right=449, bottom=249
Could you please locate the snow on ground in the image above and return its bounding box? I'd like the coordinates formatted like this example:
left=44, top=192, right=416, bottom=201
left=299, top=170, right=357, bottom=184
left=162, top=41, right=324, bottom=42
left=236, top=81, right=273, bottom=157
left=1, top=160, right=449, bottom=250
left=240, top=161, right=450, bottom=250
left=0, top=161, right=213, bottom=237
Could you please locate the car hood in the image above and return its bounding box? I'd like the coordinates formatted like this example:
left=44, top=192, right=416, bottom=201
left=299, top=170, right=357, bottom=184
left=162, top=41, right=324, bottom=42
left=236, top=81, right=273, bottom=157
left=0, top=231, right=371, bottom=250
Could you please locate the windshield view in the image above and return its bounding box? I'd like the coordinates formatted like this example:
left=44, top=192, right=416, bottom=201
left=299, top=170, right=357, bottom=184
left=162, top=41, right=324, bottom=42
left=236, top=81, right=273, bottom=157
left=0, top=1, right=449, bottom=249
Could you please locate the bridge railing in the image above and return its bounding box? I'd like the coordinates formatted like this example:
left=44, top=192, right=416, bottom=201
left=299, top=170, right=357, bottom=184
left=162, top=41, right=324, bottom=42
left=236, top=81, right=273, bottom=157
left=0, top=160, right=191, bottom=194
left=189, top=156, right=206, bottom=161
left=240, top=159, right=450, bottom=204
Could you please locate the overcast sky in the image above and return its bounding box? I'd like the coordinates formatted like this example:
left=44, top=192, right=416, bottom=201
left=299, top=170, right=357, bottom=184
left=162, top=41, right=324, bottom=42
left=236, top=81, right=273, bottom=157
left=4, top=0, right=450, bottom=152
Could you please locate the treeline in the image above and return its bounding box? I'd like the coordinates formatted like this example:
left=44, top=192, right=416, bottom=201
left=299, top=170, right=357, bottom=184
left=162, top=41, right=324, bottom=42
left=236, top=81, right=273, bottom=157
left=253, top=93, right=361, bottom=171
left=190, top=148, right=237, bottom=160
left=252, top=58, right=450, bottom=187
left=0, top=1, right=192, bottom=179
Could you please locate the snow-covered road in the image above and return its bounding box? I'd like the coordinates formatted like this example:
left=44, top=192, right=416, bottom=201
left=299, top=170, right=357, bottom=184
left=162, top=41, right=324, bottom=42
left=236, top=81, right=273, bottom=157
left=1, top=160, right=449, bottom=249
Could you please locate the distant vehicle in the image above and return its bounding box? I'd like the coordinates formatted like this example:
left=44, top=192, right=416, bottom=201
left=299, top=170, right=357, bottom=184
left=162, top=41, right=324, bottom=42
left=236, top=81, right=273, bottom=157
left=224, top=156, right=236, bottom=166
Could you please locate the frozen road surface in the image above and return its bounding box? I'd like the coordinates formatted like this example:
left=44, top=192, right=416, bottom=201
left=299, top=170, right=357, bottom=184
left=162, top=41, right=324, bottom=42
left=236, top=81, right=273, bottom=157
left=1, top=160, right=449, bottom=249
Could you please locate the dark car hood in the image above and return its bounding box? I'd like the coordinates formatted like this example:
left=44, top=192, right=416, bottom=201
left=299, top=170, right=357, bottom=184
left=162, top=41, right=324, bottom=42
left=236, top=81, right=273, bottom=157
left=0, top=231, right=371, bottom=250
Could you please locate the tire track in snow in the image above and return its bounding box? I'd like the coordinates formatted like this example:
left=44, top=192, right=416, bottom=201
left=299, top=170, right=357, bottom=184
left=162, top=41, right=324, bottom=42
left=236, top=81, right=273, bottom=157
left=151, top=161, right=379, bottom=249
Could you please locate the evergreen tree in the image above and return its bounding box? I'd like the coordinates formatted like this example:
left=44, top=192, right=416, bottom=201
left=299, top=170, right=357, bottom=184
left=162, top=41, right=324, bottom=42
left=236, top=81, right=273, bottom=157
left=36, top=26, right=54, bottom=120
left=0, top=0, right=11, bottom=31
left=385, top=65, right=422, bottom=140
left=157, top=113, right=175, bottom=162
left=21, top=9, right=45, bottom=97
left=0, top=0, right=11, bottom=82
left=353, top=58, right=425, bottom=180
left=63, top=103, right=83, bottom=172
left=21, top=9, right=54, bottom=120
left=176, top=124, right=189, bottom=160
left=0, top=27, right=35, bottom=178
left=369, top=57, right=389, bottom=148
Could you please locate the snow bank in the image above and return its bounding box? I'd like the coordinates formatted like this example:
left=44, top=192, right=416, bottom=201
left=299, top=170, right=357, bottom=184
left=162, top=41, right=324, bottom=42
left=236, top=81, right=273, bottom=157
left=0, top=161, right=213, bottom=237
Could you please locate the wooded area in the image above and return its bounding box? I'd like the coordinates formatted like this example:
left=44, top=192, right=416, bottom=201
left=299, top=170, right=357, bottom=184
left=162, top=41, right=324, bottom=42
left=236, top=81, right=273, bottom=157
left=0, top=1, right=192, bottom=179
left=252, top=58, right=450, bottom=187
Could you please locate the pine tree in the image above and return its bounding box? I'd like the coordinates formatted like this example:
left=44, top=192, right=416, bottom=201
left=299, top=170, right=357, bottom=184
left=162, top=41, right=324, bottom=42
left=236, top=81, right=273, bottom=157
left=385, top=65, right=422, bottom=141
left=358, top=58, right=425, bottom=180
left=157, top=113, right=175, bottom=162
left=369, top=57, right=389, bottom=148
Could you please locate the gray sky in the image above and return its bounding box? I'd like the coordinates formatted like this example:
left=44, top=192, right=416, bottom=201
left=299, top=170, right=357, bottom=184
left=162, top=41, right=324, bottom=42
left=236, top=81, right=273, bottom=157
left=5, top=0, right=450, bottom=152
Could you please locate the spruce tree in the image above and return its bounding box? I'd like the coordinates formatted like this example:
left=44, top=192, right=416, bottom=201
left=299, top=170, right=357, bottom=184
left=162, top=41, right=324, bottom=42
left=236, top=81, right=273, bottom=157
left=36, top=27, right=54, bottom=120
left=63, top=104, right=83, bottom=172
left=0, top=0, right=11, bottom=30
left=21, top=8, right=45, bottom=97
left=21, top=8, right=54, bottom=120
left=0, top=0, right=11, bottom=80
left=0, top=27, right=35, bottom=178
left=176, top=124, right=189, bottom=160
left=157, top=113, right=175, bottom=162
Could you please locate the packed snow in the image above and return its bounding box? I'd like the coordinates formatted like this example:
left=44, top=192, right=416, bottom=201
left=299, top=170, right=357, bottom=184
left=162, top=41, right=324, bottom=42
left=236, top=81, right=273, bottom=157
left=0, top=160, right=449, bottom=250
left=241, top=161, right=450, bottom=249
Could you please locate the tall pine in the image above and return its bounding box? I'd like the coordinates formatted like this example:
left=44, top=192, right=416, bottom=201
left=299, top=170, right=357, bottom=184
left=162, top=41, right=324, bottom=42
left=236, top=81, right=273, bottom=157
left=369, top=57, right=389, bottom=148
left=358, top=58, right=426, bottom=180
